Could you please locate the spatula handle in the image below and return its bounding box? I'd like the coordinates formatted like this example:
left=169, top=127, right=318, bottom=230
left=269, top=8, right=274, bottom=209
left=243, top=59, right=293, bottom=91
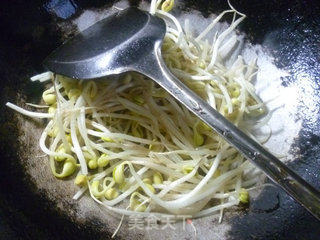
left=140, top=48, right=320, bottom=220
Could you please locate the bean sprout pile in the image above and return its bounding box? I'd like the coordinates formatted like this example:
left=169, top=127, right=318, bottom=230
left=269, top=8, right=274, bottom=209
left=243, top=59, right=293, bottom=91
left=6, top=0, right=268, bottom=222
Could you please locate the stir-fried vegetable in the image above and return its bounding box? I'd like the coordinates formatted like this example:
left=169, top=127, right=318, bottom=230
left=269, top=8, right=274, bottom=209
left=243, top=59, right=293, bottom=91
left=6, top=0, right=267, bottom=220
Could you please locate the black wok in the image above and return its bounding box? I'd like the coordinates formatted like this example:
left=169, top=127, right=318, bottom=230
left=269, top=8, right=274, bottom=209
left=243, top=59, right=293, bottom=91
left=0, top=0, right=320, bottom=239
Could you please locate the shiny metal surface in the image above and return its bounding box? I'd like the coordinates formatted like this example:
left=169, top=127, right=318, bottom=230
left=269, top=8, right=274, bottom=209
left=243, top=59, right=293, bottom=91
left=44, top=7, right=320, bottom=220
left=44, top=7, right=166, bottom=79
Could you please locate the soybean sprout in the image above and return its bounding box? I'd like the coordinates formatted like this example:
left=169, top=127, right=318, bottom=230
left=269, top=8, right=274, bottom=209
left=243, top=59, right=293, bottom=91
left=6, top=0, right=268, bottom=221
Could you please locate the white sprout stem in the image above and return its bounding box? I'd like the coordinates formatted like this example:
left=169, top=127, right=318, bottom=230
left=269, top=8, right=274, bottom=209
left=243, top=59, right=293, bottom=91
left=6, top=102, right=53, bottom=118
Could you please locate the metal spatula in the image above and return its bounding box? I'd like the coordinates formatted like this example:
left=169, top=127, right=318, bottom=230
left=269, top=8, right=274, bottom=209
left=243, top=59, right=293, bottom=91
left=44, top=7, right=320, bottom=220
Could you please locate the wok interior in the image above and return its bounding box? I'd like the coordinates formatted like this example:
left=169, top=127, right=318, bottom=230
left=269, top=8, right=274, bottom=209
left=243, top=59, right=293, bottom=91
left=0, top=0, right=319, bottom=239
